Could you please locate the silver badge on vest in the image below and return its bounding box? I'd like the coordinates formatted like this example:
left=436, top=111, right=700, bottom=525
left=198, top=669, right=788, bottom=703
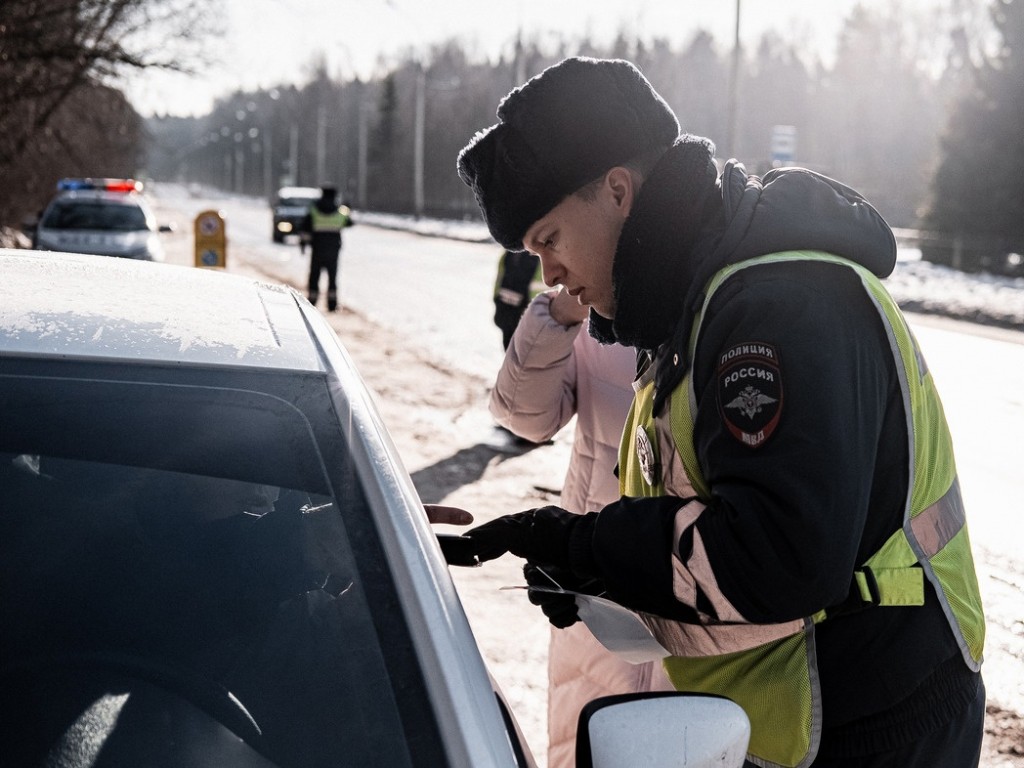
left=635, top=425, right=659, bottom=487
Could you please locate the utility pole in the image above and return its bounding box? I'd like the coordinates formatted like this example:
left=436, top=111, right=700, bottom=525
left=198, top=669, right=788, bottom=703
left=726, top=0, right=742, bottom=160
left=316, top=102, right=327, bottom=185
left=358, top=98, right=368, bottom=208
left=514, top=28, right=526, bottom=86
left=288, top=123, right=299, bottom=186
left=338, top=83, right=347, bottom=199
left=413, top=64, right=425, bottom=219
left=234, top=140, right=244, bottom=193
left=263, top=130, right=273, bottom=199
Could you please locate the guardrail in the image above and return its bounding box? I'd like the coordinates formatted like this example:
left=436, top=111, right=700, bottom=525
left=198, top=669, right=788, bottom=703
left=891, top=228, right=1022, bottom=275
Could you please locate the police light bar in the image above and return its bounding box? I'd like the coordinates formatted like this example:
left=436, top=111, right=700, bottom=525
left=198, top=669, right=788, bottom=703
left=57, top=178, right=143, bottom=193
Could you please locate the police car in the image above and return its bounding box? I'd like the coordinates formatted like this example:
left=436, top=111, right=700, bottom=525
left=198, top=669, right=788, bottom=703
left=33, top=178, right=170, bottom=261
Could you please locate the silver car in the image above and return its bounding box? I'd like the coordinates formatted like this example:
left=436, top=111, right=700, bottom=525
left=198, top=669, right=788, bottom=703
left=33, top=179, right=170, bottom=261
left=0, top=250, right=748, bottom=768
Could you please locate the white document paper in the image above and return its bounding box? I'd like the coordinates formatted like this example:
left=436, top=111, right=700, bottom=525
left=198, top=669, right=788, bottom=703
left=574, top=593, right=671, bottom=663
left=504, top=585, right=670, bottom=664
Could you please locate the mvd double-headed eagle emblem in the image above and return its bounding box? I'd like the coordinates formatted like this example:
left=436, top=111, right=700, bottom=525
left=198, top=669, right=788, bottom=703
left=716, top=343, right=783, bottom=448
left=725, top=385, right=778, bottom=420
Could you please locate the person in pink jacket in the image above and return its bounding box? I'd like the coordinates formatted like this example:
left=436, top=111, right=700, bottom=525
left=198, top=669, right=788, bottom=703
left=489, top=286, right=673, bottom=768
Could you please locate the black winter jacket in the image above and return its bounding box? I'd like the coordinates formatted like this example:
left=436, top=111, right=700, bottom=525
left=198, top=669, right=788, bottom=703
left=584, top=140, right=978, bottom=754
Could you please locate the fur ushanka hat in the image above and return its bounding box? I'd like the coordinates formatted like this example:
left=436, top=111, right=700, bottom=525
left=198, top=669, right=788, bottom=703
left=457, top=57, right=680, bottom=251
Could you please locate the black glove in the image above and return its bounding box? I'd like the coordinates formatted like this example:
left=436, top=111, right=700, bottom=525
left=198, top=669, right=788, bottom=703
left=462, top=507, right=597, bottom=568
left=523, top=563, right=605, bottom=629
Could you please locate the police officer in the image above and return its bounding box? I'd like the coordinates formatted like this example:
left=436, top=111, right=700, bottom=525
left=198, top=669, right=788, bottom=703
left=493, top=249, right=544, bottom=350
left=453, top=57, right=986, bottom=767
left=300, top=185, right=353, bottom=312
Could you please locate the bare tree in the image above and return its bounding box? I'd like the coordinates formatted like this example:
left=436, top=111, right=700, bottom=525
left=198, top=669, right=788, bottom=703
left=0, top=0, right=217, bottom=225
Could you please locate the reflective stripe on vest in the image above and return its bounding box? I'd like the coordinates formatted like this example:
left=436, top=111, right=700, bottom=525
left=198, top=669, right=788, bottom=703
left=619, top=251, right=985, bottom=768
left=310, top=206, right=347, bottom=232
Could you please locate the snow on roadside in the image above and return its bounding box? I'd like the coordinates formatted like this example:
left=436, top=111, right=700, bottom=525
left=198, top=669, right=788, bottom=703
left=887, top=260, right=1024, bottom=331
left=359, top=207, right=1024, bottom=332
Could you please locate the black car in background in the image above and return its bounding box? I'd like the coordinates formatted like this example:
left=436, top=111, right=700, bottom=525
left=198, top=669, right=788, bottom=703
left=271, top=186, right=320, bottom=242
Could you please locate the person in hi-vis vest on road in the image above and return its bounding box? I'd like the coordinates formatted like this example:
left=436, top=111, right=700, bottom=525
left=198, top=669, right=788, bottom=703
left=493, top=249, right=544, bottom=350
left=452, top=57, right=986, bottom=768
left=300, top=185, right=353, bottom=312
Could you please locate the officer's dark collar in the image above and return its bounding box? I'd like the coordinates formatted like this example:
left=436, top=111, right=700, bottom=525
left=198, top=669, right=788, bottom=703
left=588, top=137, right=724, bottom=351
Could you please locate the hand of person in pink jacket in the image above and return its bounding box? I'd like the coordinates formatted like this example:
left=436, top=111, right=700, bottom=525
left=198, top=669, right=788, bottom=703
left=547, top=286, right=590, bottom=327
left=423, top=504, right=474, bottom=525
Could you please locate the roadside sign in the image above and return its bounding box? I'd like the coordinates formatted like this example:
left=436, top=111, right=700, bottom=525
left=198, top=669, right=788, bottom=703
left=194, top=210, right=226, bottom=269
left=771, top=125, right=796, bottom=167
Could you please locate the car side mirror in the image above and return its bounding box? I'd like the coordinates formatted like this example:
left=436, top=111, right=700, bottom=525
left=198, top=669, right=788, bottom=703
left=576, top=692, right=749, bottom=768
left=159, top=223, right=175, bottom=233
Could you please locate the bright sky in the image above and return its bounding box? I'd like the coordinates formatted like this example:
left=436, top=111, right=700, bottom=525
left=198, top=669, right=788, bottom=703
left=127, top=0, right=942, bottom=117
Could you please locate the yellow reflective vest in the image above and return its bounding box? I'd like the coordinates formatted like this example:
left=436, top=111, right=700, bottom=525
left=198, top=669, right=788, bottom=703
left=309, top=205, right=350, bottom=232
left=618, top=251, right=985, bottom=768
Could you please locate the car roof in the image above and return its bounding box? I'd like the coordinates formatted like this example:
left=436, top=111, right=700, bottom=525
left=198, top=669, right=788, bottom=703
left=48, top=189, right=148, bottom=206
left=0, top=250, right=326, bottom=372
left=276, top=186, right=321, bottom=198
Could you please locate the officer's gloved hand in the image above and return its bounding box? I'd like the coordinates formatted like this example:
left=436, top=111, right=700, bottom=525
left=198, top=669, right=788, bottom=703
left=462, top=506, right=597, bottom=568
left=523, top=563, right=605, bottom=629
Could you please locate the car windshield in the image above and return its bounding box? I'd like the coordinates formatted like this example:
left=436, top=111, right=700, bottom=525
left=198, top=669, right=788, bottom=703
left=42, top=199, right=150, bottom=231
left=278, top=196, right=316, bottom=207
left=0, top=368, right=441, bottom=768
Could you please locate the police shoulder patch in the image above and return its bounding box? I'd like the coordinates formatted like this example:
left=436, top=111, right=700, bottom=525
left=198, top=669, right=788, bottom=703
left=716, top=342, right=782, bottom=449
